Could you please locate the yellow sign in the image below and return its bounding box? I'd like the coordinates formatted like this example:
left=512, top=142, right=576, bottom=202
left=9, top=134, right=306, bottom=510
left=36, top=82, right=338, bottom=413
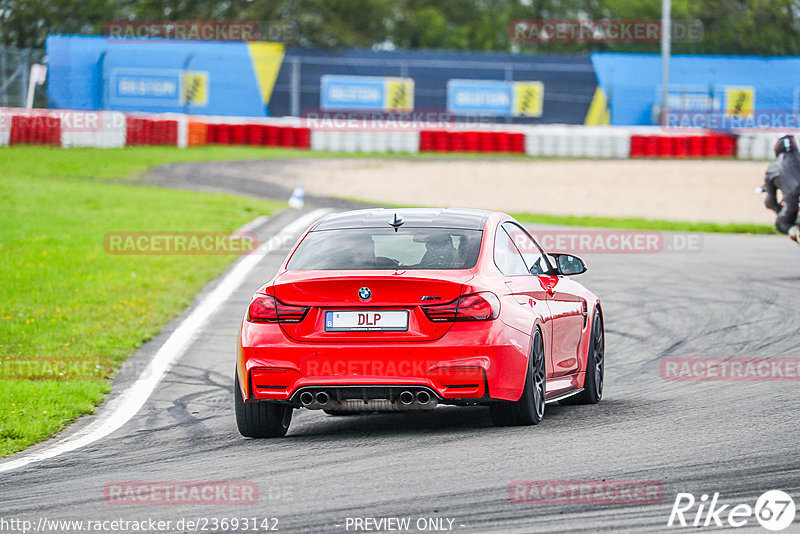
left=181, top=71, right=208, bottom=106
left=584, top=87, right=610, bottom=125
left=513, top=81, right=544, bottom=117
left=247, top=42, right=285, bottom=105
left=385, top=78, right=414, bottom=111
left=725, top=86, right=754, bottom=117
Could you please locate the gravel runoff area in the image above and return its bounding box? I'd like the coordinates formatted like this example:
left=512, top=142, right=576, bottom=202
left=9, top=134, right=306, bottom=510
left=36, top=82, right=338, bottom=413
left=145, top=157, right=775, bottom=225
left=283, top=158, right=774, bottom=225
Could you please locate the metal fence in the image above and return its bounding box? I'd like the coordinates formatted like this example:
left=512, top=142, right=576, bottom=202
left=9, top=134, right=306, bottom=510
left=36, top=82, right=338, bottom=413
left=270, top=51, right=598, bottom=124
left=0, top=46, right=47, bottom=108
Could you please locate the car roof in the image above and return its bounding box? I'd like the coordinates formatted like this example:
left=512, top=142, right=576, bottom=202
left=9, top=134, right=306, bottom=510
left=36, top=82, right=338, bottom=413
left=312, top=208, right=493, bottom=231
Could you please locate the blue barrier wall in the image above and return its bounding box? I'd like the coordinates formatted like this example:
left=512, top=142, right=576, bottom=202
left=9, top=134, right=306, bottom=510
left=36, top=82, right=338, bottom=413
left=48, top=37, right=800, bottom=126
left=46, top=35, right=283, bottom=116
left=591, top=53, right=800, bottom=125
left=47, top=35, right=597, bottom=123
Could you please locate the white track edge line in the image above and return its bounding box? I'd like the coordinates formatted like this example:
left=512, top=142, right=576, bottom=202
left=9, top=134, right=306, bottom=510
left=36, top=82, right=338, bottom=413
left=0, top=208, right=331, bottom=474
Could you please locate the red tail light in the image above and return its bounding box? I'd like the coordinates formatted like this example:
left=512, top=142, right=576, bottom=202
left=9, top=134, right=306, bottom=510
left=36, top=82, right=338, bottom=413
left=422, top=292, right=500, bottom=322
left=248, top=295, right=309, bottom=323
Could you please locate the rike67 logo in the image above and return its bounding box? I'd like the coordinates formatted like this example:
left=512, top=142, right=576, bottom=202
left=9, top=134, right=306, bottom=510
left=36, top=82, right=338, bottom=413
left=668, top=490, right=796, bottom=531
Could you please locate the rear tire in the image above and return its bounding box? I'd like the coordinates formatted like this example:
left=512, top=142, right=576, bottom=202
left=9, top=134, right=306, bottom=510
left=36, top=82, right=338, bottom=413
left=234, top=370, right=292, bottom=438
left=560, top=308, right=604, bottom=405
left=490, top=328, right=546, bottom=427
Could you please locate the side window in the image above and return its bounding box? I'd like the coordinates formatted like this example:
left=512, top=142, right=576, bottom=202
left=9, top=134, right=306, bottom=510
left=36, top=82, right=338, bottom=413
left=502, top=222, right=552, bottom=275
left=494, top=225, right=530, bottom=276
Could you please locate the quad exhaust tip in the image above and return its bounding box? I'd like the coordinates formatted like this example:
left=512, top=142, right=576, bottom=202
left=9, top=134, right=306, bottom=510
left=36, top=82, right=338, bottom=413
left=299, top=391, right=314, bottom=406
left=399, top=391, right=415, bottom=405
left=316, top=391, right=330, bottom=406
left=416, top=391, right=431, bottom=405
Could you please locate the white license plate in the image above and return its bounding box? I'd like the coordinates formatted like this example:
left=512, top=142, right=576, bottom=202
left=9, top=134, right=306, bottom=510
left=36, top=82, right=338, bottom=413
left=325, top=310, right=408, bottom=332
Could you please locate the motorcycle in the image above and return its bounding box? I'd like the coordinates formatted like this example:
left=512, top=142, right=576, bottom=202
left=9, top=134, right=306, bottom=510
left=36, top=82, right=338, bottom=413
left=755, top=185, right=800, bottom=244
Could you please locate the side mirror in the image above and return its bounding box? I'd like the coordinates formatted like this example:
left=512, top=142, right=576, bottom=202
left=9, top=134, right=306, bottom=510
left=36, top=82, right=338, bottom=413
left=551, top=253, right=587, bottom=276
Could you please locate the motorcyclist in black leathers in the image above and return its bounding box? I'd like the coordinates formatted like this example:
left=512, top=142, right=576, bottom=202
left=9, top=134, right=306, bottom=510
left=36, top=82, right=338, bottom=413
left=763, top=135, right=800, bottom=243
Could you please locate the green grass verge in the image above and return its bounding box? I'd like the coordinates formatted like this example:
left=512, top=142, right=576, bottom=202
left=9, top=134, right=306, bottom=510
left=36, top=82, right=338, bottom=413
left=511, top=212, right=776, bottom=235
left=337, top=196, right=776, bottom=235
left=0, top=145, right=541, bottom=183
left=0, top=146, right=285, bottom=457
left=0, top=380, right=109, bottom=455
left=0, top=145, right=323, bottom=181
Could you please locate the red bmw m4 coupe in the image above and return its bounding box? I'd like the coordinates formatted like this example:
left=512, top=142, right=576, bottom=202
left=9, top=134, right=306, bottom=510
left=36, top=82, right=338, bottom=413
left=235, top=208, right=604, bottom=437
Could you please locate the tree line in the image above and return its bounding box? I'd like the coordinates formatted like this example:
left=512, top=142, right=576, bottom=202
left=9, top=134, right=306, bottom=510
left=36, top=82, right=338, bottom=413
left=2, top=0, right=799, bottom=55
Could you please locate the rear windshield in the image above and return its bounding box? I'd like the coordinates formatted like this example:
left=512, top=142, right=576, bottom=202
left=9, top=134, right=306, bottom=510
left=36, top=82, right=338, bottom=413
left=287, top=228, right=483, bottom=270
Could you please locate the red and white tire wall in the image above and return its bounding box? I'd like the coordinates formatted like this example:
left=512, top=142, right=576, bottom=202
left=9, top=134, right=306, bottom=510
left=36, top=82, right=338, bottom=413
left=0, top=107, right=790, bottom=160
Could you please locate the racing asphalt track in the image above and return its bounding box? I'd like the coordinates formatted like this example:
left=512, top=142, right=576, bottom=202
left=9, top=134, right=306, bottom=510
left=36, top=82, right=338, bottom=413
left=2, top=160, right=800, bottom=533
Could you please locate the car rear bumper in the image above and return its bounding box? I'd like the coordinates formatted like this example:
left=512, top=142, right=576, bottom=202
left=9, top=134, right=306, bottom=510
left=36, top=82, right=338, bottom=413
left=237, top=320, right=531, bottom=403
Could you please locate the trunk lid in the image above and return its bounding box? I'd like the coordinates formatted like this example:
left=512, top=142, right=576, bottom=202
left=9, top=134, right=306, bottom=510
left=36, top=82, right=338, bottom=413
left=273, top=270, right=473, bottom=342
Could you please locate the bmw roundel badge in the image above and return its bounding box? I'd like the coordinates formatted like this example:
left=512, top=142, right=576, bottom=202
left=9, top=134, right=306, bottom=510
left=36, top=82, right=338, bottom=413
left=358, top=287, right=372, bottom=301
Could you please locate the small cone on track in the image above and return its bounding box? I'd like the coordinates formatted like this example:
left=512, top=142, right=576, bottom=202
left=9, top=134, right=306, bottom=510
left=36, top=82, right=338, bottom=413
left=288, top=184, right=305, bottom=210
